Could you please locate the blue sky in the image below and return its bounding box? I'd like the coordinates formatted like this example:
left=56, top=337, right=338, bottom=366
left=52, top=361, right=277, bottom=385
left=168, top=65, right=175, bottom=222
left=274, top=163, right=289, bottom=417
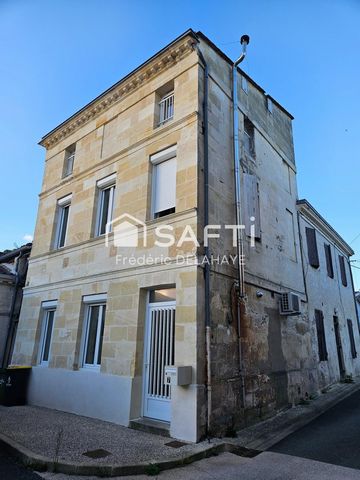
left=0, top=0, right=359, bottom=287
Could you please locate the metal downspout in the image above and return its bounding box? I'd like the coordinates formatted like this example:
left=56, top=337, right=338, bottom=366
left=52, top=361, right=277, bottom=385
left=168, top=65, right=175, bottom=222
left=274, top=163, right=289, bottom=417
left=194, top=43, right=211, bottom=438
left=232, top=35, right=249, bottom=411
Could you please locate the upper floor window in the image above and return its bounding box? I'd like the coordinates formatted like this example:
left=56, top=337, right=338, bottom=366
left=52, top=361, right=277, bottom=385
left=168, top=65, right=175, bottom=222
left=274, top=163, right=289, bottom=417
left=159, top=91, right=174, bottom=125
left=241, top=76, right=248, bottom=94
left=81, top=294, right=107, bottom=369
left=305, top=227, right=319, bottom=269
left=243, top=117, right=255, bottom=159
left=55, top=194, right=71, bottom=249
left=95, top=174, right=116, bottom=236
left=155, top=81, right=174, bottom=127
left=266, top=97, right=273, bottom=114
left=63, top=144, right=76, bottom=178
left=243, top=173, right=261, bottom=240
left=150, top=146, right=176, bottom=219
left=339, top=255, right=348, bottom=287
left=38, top=300, right=57, bottom=366
left=324, top=243, right=334, bottom=278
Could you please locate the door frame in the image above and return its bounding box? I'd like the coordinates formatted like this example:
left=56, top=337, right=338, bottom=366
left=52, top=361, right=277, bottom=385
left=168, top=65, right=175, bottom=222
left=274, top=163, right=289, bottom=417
left=142, top=294, right=176, bottom=421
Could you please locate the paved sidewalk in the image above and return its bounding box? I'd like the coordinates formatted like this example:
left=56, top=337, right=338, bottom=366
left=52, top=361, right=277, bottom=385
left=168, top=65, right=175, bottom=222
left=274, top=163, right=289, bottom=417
left=0, top=380, right=359, bottom=476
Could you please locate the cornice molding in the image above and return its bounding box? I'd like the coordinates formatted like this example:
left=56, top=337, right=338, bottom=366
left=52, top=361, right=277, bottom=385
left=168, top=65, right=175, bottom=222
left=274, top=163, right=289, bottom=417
left=40, top=37, right=195, bottom=149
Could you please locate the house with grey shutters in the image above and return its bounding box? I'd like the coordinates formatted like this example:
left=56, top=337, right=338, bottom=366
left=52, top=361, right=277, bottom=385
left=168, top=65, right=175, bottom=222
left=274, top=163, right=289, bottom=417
left=297, top=200, right=359, bottom=387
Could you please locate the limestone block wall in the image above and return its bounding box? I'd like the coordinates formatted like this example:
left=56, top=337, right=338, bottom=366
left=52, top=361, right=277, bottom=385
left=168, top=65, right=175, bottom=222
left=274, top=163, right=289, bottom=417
left=12, top=35, right=205, bottom=441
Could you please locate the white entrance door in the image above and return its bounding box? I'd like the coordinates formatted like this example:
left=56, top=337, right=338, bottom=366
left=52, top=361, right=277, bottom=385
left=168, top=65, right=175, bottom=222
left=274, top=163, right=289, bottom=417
left=143, top=300, right=175, bottom=422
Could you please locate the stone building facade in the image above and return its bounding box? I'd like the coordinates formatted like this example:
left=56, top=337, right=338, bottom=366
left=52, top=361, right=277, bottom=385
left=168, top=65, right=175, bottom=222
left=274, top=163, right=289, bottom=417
left=0, top=244, right=32, bottom=367
left=297, top=200, right=360, bottom=387
left=12, top=30, right=359, bottom=441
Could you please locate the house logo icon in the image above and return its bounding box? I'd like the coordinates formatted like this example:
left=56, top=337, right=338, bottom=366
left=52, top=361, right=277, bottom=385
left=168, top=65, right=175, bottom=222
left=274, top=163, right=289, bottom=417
left=105, top=214, right=147, bottom=248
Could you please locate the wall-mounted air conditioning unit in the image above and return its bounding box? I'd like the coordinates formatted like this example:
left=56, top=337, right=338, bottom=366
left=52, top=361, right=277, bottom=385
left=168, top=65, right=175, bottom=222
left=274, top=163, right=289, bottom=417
left=279, top=292, right=301, bottom=316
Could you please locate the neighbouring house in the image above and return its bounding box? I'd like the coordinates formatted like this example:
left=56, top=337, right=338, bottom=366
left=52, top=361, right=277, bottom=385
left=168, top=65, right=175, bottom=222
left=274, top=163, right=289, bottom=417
left=11, top=30, right=359, bottom=441
left=297, top=200, right=359, bottom=386
left=0, top=244, right=32, bottom=367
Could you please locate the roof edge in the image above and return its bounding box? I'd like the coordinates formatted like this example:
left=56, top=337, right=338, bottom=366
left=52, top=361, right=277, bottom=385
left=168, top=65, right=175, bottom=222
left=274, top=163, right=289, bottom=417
left=39, top=29, right=198, bottom=147
left=296, top=199, right=354, bottom=257
left=195, top=31, right=294, bottom=120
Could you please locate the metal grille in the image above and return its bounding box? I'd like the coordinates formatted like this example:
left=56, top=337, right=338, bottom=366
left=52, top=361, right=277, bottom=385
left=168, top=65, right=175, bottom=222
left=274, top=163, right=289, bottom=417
left=148, top=306, right=175, bottom=399
left=159, top=92, right=174, bottom=125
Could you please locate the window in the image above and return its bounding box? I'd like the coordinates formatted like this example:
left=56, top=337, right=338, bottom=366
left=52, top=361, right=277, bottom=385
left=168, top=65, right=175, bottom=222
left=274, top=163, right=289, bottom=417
left=151, top=146, right=176, bottom=218
left=347, top=319, right=357, bottom=358
left=305, top=227, right=319, bottom=268
left=324, top=244, right=334, bottom=278
left=339, top=255, right=348, bottom=287
left=159, top=91, right=174, bottom=125
left=266, top=97, right=273, bottom=114
left=39, top=301, right=57, bottom=365
left=243, top=173, right=260, bottom=239
left=82, top=294, right=107, bottom=369
left=96, top=174, right=116, bottom=236
left=243, top=117, right=255, bottom=159
left=315, top=309, right=328, bottom=361
left=55, top=194, right=71, bottom=249
left=63, top=144, right=75, bottom=178
left=285, top=209, right=297, bottom=261
left=149, top=288, right=176, bottom=303
left=241, top=76, right=248, bottom=94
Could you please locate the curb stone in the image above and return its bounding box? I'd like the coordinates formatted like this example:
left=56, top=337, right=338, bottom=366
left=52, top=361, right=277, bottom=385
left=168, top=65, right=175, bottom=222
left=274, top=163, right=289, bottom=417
left=0, top=432, right=226, bottom=477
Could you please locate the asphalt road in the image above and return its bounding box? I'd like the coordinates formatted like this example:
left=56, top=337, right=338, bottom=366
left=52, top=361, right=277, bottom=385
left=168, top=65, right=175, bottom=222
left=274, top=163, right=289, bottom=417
left=270, top=388, right=360, bottom=470
left=0, top=448, right=42, bottom=480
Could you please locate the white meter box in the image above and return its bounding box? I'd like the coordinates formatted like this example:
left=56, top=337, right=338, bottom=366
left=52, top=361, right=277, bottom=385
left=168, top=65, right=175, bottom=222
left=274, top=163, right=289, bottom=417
left=164, top=366, right=192, bottom=386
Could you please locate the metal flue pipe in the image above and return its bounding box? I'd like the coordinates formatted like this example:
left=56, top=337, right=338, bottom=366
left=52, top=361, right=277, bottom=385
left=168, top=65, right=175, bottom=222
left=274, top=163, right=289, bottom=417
left=232, top=35, right=250, bottom=411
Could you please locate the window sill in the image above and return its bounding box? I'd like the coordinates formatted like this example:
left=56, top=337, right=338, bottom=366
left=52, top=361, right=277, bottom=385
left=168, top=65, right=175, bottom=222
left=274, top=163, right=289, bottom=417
left=81, top=365, right=101, bottom=372
left=155, top=117, right=174, bottom=129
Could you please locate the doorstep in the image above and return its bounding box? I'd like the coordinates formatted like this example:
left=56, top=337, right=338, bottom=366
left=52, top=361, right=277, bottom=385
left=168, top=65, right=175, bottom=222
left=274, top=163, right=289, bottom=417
left=129, top=417, right=171, bottom=437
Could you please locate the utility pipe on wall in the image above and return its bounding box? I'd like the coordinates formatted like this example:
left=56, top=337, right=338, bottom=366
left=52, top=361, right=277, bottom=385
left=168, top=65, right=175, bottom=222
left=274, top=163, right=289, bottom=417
left=232, top=35, right=249, bottom=410
left=194, top=42, right=211, bottom=439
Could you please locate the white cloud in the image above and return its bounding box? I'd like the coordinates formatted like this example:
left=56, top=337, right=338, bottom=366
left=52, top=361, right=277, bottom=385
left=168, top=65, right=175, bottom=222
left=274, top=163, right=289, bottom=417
left=23, top=234, right=33, bottom=243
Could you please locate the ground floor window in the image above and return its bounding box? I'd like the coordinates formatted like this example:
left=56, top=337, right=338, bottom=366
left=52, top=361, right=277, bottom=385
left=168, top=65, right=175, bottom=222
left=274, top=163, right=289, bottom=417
left=39, top=301, right=57, bottom=365
left=315, top=309, right=328, bottom=361
left=82, top=302, right=106, bottom=369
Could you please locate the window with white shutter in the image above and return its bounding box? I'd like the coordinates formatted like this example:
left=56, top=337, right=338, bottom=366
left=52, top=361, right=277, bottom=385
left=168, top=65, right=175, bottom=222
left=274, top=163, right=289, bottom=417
left=243, top=173, right=261, bottom=239
left=151, top=146, right=176, bottom=218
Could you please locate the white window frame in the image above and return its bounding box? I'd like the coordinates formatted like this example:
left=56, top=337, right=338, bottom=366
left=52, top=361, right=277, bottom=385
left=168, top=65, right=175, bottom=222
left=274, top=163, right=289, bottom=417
left=158, top=91, right=174, bottom=125
left=38, top=300, right=57, bottom=366
left=63, top=145, right=76, bottom=178
left=81, top=294, right=107, bottom=371
left=95, top=174, right=116, bottom=237
left=54, top=194, right=72, bottom=249
left=150, top=145, right=177, bottom=219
